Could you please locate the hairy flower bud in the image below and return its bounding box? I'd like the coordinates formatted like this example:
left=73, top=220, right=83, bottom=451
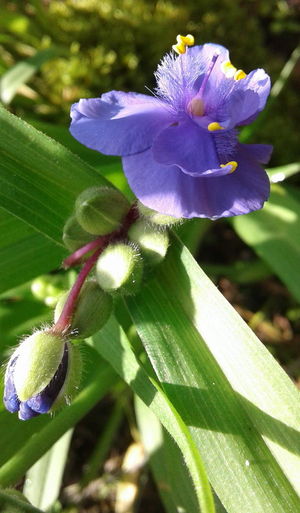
left=3, top=330, right=81, bottom=421
left=75, top=186, right=130, bottom=235
left=54, top=280, right=113, bottom=338
left=137, top=202, right=182, bottom=227
left=62, top=215, right=95, bottom=252
left=128, top=218, right=169, bottom=266
left=96, top=242, right=143, bottom=295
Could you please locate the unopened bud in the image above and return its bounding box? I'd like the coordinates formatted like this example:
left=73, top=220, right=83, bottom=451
left=137, top=201, right=182, bottom=227
left=54, top=280, right=113, bottom=338
left=13, top=330, right=65, bottom=402
left=128, top=219, right=169, bottom=266
left=96, top=242, right=143, bottom=295
left=3, top=333, right=82, bottom=421
left=75, top=186, right=130, bottom=235
left=63, top=215, right=95, bottom=252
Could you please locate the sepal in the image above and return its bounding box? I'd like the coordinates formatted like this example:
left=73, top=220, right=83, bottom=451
left=137, top=201, right=182, bottom=227
left=63, top=215, right=95, bottom=252
left=75, top=186, right=130, bottom=235
left=54, top=279, right=113, bottom=338
left=128, top=218, right=169, bottom=266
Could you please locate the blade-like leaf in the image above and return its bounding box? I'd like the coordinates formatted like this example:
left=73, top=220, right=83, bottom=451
left=268, top=162, right=300, bottom=183
left=0, top=490, right=43, bottom=513
left=0, top=47, right=60, bottom=104
left=135, top=395, right=200, bottom=513
left=23, top=429, right=73, bottom=510
left=92, top=317, right=216, bottom=513
left=0, top=208, right=65, bottom=294
left=125, top=235, right=300, bottom=513
left=232, top=184, right=300, bottom=303
left=0, top=105, right=107, bottom=244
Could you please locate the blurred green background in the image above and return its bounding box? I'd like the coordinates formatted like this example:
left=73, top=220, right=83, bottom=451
left=0, top=0, right=299, bottom=165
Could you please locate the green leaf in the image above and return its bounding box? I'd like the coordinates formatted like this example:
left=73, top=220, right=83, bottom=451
left=268, top=162, right=300, bottom=183
left=0, top=48, right=61, bottom=105
left=232, top=184, right=300, bottom=303
left=28, top=119, right=131, bottom=198
left=0, top=209, right=64, bottom=294
left=0, top=347, right=117, bottom=487
left=135, top=395, right=200, bottom=513
left=23, top=430, right=73, bottom=511
left=92, top=317, right=216, bottom=513
left=0, top=490, right=43, bottom=513
left=0, top=105, right=107, bottom=244
left=125, top=235, right=300, bottom=513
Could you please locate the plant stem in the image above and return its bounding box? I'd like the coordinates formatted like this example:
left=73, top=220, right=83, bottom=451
left=53, top=246, right=104, bottom=334
left=54, top=203, right=140, bottom=334
left=63, top=237, right=107, bottom=269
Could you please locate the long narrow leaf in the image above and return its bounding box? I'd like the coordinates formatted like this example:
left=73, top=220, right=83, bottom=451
left=0, top=106, right=107, bottom=244
left=125, top=235, right=300, bottom=513
left=0, top=47, right=60, bottom=104
left=135, top=395, right=200, bottom=513
left=92, top=317, right=216, bottom=513
left=232, top=184, right=300, bottom=302
left=23, top=430, right=73, bottom=510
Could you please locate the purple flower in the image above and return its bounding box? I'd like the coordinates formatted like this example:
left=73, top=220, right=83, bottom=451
left=70, top=39, right=272, bottom=219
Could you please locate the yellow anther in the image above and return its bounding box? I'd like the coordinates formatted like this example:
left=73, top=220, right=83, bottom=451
left=172, top=41, right=186, bottom=54
left=220, top=161, right=238, bottom=173
left=208, top=122, right=224, bottom=131
left=221, top=61, right=237, bottom=78
left=178, top=34, right=194, bottom=46
left=234, top=69, right=247, bottom=81
left=172, top=34, right=194, bottom=55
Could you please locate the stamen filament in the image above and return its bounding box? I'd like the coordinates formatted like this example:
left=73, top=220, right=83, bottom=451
left=199, top=53, right=219, bottom=96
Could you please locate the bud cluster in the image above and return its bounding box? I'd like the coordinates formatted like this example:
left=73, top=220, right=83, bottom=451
left=3, top=186, right=181, bottom=420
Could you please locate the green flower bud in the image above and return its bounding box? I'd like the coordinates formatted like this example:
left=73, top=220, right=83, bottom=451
left=96, top=242, right=143, bottom=295
left=75, top=186, right=130, bottom=235
left=4, top=334, right=82, bottom=420
left=54, top=280, right=113, bottom=338
left=13, top=330, right=65, bottom=402
left=62, top=215, right=95, bottom=252
left=137, top=201, right=182, bottom=227
left=128, top=218, right=169, bottom=266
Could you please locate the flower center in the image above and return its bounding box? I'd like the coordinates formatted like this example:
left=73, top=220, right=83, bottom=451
left=188, top=97, right=205, bottom=116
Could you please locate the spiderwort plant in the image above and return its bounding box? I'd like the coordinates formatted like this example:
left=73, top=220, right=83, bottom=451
left=70, top=35, right=272, bottom=219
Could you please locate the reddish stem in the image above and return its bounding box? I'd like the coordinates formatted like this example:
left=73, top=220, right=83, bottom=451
left=53, top=246, right=104, bottom=334
left=63, top=237, right=107, bottom=269
left=54, top=202, right=140, bottom=334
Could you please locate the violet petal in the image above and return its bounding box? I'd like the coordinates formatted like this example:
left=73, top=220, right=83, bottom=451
left=70, top=91, right=173, bottom=156
left=152, top=120, right=220, bottom=176
left=123, top=144, right=270, bottom=219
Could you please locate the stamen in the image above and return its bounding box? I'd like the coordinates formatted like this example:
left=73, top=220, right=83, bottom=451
left=221, top=61, right=237, bottom=78
left=208, top=122, right=224, bottom=131
left=220, top=161, right=238, bottom=173
left=234, top=69, right=247, bottom=81
left=199, top=53, right=219, bottom=96
left=172, top=34, right=194, bottom=55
